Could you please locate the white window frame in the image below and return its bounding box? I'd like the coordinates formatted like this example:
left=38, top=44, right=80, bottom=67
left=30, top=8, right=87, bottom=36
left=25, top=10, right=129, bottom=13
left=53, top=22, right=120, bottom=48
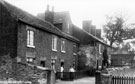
left=52, top=35, right=57, bottom=51
left=61, top=39, right=66, bottom=53
left=27, top=29, right=35, bottom=48
left=99, top=44, right=101, bottom=54
left=73, top=44, right=77, bottom=55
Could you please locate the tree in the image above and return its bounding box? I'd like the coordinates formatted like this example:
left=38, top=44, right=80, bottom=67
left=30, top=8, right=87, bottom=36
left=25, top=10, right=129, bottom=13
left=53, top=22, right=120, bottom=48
left=103, top=15, right=135, bottom=47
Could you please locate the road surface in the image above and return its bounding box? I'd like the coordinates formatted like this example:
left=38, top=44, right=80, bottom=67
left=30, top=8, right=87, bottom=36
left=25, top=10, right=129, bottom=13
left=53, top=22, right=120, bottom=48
left=56, top=77, right=95, bottom=84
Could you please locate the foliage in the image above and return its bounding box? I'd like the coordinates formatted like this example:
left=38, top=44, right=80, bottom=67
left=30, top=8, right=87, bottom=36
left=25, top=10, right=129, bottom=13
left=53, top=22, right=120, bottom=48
left=0, top=54, right=47, bottom=83
left=103, top=15, right=135, bottom=47
left=79, top=45, right=96, bottom=68
left=0, top=54, right=13, bottom=80
left=121, top=42, right=135, bottom=54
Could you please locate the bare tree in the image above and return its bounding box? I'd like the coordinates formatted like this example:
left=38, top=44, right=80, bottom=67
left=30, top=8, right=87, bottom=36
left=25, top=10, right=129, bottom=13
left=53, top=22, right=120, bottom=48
left=103, top=15, right=135, bottom=47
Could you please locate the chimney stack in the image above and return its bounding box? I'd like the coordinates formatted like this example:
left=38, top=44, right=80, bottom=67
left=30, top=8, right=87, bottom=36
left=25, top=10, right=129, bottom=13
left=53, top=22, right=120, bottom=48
left=96, top=29, right=101, bottom=38
left=47, top=4, right=49, bottom=11
left=82, top=20, right=92, bottom=33
left=91, top=25, right=96, bottom=36
left=52, top=6, right=54, bottom=12
left=45, top=5, right=54, bottom=24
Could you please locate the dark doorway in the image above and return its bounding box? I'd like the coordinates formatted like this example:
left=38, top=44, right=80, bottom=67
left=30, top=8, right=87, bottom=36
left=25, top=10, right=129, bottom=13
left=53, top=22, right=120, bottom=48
left=61, top=61, right=64, bottom=66
left=40, top=61, right=46, bottom=67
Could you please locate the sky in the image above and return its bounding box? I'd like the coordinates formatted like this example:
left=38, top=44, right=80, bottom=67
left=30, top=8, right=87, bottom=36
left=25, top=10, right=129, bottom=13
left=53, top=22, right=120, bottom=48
left=4, top=0, right=135, bottom=29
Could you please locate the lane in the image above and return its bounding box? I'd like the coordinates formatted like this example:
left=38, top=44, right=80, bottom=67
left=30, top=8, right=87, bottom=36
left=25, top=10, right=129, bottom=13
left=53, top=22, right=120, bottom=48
left=56, top=77, right=95, bottom=84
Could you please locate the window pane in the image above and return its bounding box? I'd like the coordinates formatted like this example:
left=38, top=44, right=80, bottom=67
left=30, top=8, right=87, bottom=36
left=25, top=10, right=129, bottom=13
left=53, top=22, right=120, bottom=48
left=61, top=40, right=65, bottom=52
left=52, top=35, right=57, bottom=51
left=55, top=37, right=57, bottom=50
left=52, top=36, right=54, bottom=49
left=73, top=44, right=76, bottom=54
left=27, top=30, right=34, bottom=46
left=30, top=31, right=34, bottom=46
left=27, top=30, right=30, bottom=45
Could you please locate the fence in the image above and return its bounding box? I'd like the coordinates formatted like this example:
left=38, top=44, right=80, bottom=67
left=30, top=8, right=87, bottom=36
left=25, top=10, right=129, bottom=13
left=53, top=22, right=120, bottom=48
left=111, top=76, right=135, bottom=84
left=56, top=71, right=88, bottom=80
left=56, top=69, right=96, bottom=80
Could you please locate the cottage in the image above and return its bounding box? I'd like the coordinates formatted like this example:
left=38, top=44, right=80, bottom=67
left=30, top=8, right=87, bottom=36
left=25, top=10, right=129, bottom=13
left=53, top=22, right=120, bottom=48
left=0, top=0, right=79, bottom=80
left=38, top=7, right=112, bottom=71
left=72, top=21, right=111, bottom=70
left=37, top=7, right=80, bottom=71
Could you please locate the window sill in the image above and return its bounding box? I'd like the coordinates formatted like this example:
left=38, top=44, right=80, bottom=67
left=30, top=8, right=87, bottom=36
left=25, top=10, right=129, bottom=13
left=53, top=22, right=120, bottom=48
left=52, top=49, right=57, bottom=52
left=27, top=45, right=35, bottom=48
left=61, top=51, right=66, bottom=53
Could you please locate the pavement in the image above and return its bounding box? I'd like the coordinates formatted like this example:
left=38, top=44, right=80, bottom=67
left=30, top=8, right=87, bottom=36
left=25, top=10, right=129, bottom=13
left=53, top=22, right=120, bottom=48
left=55, top=77, right=95, bottom=84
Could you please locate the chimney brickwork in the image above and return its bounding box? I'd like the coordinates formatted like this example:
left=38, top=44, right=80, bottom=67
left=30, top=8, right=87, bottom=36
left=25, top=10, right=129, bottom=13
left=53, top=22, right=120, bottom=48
left=45, top=5, right=54, bottom=24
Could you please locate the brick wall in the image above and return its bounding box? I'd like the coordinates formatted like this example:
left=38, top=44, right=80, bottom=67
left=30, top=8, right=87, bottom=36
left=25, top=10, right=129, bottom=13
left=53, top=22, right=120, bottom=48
left=0, top=1, right=78, bottom=80
left=0, top=3, right=17, bottom=79
left=17, top=22, right=78, bottom=72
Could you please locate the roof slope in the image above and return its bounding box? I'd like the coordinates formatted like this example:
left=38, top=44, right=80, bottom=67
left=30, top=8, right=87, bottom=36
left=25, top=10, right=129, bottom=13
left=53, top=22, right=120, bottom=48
left=72, top=24, right=111, bottom=47
left=1, top=0, right=79, bottom=42
left=53, top=11, right=71, bottom=23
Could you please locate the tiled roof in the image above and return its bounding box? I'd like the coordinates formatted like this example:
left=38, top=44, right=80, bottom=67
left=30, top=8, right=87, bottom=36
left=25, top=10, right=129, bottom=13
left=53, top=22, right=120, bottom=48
left=72, top=24, right=111, bottom=47
left=1, top=0, right=79, bottom=42
left=53, top=11, right=71, bottom=23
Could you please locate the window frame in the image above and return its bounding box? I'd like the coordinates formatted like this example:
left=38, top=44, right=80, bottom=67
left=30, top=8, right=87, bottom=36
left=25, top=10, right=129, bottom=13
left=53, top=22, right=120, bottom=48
left=52, top=35, right=58, bottom=51
left=27, top=27, right=35, bottom=48
left=61, top=39, right=66, bottom=53
left=73, top=44, right=77, bottom=55
left=99, top=44, right=101, bottom=54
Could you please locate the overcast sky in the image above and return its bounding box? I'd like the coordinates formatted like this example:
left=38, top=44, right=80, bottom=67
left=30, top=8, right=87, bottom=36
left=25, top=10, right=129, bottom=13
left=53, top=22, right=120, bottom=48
left=4, top=0, right=135, bottom=29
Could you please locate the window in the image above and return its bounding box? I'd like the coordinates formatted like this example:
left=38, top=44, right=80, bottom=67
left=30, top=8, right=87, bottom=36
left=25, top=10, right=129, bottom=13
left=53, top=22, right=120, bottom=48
left=52, top=35, right=57, bottom=51
left=40, top=61, right=46, bottom=67
left=61, top=39, right=66, bottom=53
left=26, top=57, right=35, bottom=63
left=27, top=29, right=34, bottom=47
left=99, top=44, right=101, bottom=54
left=73, top=44, right=77, bottom=55
left=26, top=52, right=35, bottom=63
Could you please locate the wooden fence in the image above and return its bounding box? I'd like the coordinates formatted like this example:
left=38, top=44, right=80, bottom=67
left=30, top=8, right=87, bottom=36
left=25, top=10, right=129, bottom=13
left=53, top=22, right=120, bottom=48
left=111, top=76, right=135, bottom=84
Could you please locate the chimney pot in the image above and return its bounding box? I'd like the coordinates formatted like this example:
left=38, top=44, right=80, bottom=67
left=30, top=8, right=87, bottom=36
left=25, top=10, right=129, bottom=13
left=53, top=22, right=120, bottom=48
left=52, top=6, right=54, bottom=12
left=47, top=4, right=49, bottom=11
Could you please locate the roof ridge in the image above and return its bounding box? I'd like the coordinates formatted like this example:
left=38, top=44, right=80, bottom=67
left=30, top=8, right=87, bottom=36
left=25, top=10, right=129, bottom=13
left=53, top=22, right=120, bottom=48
left=0, top=0, right=4, bottom=4
left=1, top=0, right=79, bottom=42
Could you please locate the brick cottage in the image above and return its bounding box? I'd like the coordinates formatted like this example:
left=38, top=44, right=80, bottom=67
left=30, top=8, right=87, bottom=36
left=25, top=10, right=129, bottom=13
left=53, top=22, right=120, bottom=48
left=0, top=0, right=79, bottom=80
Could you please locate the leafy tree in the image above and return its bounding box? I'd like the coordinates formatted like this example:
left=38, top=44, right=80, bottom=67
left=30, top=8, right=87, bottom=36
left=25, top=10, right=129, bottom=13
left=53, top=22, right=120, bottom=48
left=103, top=15, right=135, bottom=47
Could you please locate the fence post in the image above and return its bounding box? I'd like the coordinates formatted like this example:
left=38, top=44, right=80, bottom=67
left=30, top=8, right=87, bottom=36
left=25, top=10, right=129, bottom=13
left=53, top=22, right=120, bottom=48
left=47, top=70, right=55, bottom=84
left=112, top=76, right=114, bottom=84
left=95, top=70, right=101, bottom=84
left=133, top=77, right=135, bottom=84
left=121, top=76, right=123, bottom=84
left=132, top=77, right=134, bottom=84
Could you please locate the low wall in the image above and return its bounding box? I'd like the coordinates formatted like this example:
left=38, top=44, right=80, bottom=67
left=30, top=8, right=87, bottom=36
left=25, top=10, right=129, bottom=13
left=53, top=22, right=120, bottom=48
left=95, top=70, right=112, bottom=84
